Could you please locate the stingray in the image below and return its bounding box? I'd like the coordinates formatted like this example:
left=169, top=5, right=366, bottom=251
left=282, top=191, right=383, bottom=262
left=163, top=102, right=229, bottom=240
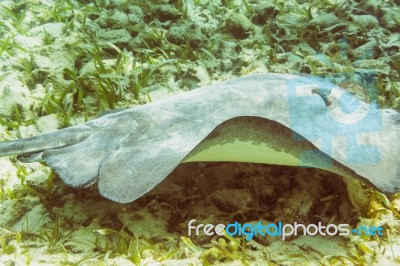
left=0, top=73, right=399, bottom=203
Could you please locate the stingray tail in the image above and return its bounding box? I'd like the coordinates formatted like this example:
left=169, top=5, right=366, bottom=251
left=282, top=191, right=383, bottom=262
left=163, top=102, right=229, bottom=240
left=0, top=126, right=92, bottom=158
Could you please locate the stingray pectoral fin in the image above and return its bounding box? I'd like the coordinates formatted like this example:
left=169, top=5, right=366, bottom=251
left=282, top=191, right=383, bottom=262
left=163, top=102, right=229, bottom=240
left=0, top=126, right=92, bottom=157
left=98, top=144, right=186, bottom=203
left=42, top=135, right=111, bottom=187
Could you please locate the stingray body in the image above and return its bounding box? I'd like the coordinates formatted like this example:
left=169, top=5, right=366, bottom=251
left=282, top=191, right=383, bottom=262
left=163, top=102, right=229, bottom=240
left=0, top=73, right=399, bottom=203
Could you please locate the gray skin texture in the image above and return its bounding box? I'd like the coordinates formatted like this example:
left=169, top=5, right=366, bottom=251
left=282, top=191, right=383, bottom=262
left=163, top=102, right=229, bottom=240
left=0, top=73, right=399, bottom=203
